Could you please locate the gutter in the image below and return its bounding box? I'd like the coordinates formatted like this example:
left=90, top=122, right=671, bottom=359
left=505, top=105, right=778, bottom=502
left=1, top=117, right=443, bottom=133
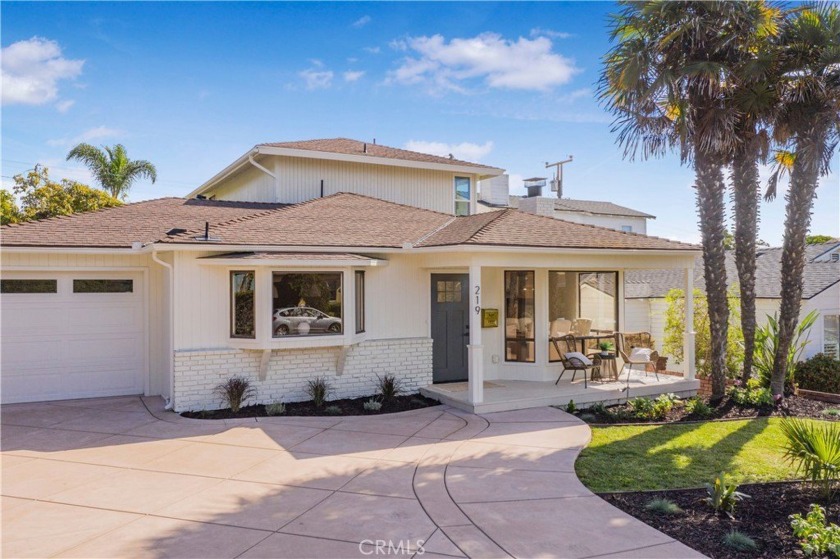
left=151, top=248, right=176, bottom=411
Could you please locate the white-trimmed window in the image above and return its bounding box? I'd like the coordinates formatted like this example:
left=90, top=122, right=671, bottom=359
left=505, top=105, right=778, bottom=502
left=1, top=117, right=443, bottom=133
left=355, top=271, right=366, bottom=334
left=230, top=271, right=256, bottom=339
left=621, top=225, right=633, bottom=232
left=455, top=177, right=471, bottom=216
left=272, top=272, right=343, bottom=337
left=825, top=315, right=839, bottom=359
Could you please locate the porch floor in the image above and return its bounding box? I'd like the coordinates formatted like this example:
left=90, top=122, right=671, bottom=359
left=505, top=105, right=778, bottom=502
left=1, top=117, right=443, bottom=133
left=421, top=371, right=700, bottom=414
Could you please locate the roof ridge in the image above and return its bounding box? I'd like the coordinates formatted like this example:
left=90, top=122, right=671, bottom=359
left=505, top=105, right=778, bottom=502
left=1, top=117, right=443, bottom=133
left=461, top=209, right=514, bottom=244
left=162, top=203, right=295, bottom=242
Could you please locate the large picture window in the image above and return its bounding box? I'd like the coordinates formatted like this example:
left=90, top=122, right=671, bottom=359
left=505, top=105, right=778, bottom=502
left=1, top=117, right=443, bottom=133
left=549, top=271, right=618, bottom=361
left=272, top=272, right=343, bottom=337
left=230, top=271, right=255, bottom=339
left=505, top=271, right=535, bottom=362
left=454, top=177, right=471, bottom=216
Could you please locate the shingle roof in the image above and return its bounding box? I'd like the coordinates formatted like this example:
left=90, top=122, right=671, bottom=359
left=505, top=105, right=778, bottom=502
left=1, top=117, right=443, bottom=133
left=0, top=198, right=288, bottom=248
left=625, top=243, right=840, bottom=300
left=418, top=209, right=696, bottom=250
left=554, top=199, right=655, bottom=218
left=200, top=252, right=379, bottom=262
left=260, top=138, right=496, bottom=170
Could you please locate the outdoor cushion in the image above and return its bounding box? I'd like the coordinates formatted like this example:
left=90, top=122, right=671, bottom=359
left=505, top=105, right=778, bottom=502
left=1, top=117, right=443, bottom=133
left=629, top=347, right=653, bottom=362
left=564, top=351, right=593, bottom=366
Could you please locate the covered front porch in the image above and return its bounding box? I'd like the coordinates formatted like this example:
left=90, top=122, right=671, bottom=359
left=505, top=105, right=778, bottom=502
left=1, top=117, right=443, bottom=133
left=422, top=371, right=700, bottom=414
left=420, top=250, right=700, bottom=413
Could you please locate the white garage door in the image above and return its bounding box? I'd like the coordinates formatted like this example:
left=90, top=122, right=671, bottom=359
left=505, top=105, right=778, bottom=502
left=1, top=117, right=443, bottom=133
left=1, top=272, right=146, bottom=404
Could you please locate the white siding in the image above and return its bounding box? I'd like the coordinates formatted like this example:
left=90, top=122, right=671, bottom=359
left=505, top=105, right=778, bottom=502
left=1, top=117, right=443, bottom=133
left=554, top=212, right=648, bottom=234
left=0, top=251, right=170, bottom=398
left=208, top=155, right=478, bottom=215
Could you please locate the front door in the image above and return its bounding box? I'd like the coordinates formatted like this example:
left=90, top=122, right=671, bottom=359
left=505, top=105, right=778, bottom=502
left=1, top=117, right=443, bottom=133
left=431, top=274, right=469, bottom=383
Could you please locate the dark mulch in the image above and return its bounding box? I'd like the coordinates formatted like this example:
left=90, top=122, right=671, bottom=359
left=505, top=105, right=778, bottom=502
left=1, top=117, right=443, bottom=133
left=182, top=393, right=440, bottom=419
left=601, top=482, right=839, bottom=559
left=584, top=394, right=840, bottom=424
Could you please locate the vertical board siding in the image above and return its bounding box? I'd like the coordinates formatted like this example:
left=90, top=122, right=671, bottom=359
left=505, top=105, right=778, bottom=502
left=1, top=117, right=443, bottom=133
left=212, top=164, right=275, bottom=203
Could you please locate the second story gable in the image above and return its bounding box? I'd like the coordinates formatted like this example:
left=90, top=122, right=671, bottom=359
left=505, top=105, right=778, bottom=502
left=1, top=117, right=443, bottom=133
left=189, top=138, right=505, bottom=216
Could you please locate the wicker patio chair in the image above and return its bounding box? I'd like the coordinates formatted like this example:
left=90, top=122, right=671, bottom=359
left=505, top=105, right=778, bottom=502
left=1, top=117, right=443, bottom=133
left=552, top=334, right=601, bottom=389
left=615, top=332, right=660, bottom=382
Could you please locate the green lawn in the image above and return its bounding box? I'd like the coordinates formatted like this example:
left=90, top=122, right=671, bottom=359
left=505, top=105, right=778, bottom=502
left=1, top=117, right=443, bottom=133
left=575, top=418, right=827, bottom=492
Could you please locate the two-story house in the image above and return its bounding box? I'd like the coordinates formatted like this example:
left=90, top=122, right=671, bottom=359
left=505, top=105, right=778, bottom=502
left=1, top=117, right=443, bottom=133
left=1, top=138, right=701, bottom=412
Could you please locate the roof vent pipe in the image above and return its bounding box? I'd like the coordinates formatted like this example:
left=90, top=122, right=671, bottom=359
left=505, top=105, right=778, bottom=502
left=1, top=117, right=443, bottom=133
left=363, top=143, right=367, bottom=153
left=320, top=179, right=324, bottom=198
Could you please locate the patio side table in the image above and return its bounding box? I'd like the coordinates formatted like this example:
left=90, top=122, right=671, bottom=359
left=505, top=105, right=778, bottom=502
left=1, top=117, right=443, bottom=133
left=594, top=353, right=618, bottom=381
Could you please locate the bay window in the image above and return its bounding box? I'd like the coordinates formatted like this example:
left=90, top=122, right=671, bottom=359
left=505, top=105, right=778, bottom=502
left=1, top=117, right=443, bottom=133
left=272, top=272, right=343, bottom=337
left=505, top=270, right=535, bottom=362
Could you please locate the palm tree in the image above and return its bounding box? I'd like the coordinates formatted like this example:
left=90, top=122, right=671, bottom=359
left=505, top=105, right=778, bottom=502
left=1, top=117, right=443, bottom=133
left=600, top=1, right=765, bottom=400
left=66, top=143, right=157, bottom=199
left=728, top=4, right=783, bottom=383
left=765, top=4, right=840, bottom=397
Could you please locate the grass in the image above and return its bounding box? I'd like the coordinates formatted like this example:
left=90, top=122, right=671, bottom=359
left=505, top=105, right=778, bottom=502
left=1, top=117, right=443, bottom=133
left=576, top=418, right=833, bottom=492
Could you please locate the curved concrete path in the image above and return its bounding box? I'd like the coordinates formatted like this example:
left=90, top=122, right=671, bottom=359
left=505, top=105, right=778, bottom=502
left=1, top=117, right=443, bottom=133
left=1, top=397, right=704, bottom=558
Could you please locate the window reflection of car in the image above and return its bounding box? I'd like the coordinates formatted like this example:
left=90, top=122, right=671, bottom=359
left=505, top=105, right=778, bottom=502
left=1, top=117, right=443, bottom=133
left=272, top=307, right=342, bottom=336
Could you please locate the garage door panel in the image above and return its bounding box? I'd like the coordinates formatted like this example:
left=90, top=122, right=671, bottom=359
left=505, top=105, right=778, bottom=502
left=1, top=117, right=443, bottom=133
left=0, top=272, right=146, bottom=404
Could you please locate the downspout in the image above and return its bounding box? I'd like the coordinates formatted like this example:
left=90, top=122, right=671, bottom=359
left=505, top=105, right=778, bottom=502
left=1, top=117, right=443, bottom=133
left=151, top=247, right=176, bottom=411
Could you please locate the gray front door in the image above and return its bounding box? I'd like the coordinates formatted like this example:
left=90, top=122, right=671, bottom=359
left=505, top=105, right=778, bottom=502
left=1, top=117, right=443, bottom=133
left=431, top=274, right=469, bottom=383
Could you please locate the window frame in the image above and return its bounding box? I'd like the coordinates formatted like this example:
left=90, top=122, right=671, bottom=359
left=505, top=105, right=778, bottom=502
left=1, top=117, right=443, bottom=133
left=454, top=176, right=471, bottom=216
left=230, top=270, right=256, bottom=339
left=355, top=270, right=366, bottom=334
left=824, top=314, right=840, bottom=360
left=504, top=270, right=536, bottom=363
left=620, top=225, right=633, bottom=232
left=271, top=270, right=344, bottom=338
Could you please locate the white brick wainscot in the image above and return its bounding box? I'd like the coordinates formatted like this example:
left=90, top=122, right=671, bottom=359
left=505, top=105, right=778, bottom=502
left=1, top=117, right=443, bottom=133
left=173, top=338, right=433, bottom=412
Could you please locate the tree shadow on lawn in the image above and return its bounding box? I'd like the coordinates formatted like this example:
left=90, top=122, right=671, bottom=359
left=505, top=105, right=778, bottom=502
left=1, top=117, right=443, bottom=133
left=575, top=418, right=785, bottom=492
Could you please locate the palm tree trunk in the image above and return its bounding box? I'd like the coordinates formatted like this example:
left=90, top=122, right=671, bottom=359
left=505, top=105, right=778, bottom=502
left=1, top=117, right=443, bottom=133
left=731, top=141, right=760, bottom=383
left=695, top=150, right=730, bottom=401
left=770, top=153, right=820, bottom=397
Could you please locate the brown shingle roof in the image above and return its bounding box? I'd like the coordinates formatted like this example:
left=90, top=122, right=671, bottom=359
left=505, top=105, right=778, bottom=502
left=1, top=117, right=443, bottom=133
left=418, top=209, right=696, bottom=251
left=162, top=193, right=454, bottom=248
left=260, top=138, right=495, bottom=170
left=1, top=198, right=288, bottom=248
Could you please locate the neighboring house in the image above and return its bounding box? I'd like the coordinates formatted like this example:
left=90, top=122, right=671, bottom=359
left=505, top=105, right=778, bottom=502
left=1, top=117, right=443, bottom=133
left=1, top=138, right=700, bottom=411
left=625, top=242, right=840, bottom=370
left=478, top=175, right=654, bottom=234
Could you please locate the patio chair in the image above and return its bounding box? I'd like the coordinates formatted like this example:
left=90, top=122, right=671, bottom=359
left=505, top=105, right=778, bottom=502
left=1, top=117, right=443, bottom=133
left=552, top=334, right=601, bottom=388
left=615, top=332, right=660, bottom=382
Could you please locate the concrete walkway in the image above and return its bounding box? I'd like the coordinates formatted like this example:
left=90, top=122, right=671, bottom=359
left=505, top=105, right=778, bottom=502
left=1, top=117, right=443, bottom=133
left=1, top=397, right=704, bottom=558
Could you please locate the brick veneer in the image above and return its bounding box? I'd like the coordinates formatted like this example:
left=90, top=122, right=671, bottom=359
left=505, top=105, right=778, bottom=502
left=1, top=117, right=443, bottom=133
left=172, top=337, right=433, bottom=412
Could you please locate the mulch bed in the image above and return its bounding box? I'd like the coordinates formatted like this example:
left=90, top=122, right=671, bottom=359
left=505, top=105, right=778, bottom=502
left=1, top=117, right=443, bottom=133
left=182, top=393, right=440, bottom=419
left=601, top=482, right=839, bottom=559
left=583, top=394, right=839, bottom=424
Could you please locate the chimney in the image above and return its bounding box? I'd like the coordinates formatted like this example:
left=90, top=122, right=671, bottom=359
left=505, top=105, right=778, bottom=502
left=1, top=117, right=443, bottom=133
left=479, top=174, right=510, bottom=206
left=523, top=177, right=547, bottom=198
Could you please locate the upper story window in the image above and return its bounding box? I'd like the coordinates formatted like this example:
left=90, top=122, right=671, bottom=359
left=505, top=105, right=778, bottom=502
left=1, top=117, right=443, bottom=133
left=272, top=272, right=343, bottom=337
left=621, top=225, right=633, bottom=232
left=454, top=177, right=471, bottom=216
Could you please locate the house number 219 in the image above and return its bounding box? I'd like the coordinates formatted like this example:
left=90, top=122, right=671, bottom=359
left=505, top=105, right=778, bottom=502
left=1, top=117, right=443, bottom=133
left=474, top=285, right=481, bottom=315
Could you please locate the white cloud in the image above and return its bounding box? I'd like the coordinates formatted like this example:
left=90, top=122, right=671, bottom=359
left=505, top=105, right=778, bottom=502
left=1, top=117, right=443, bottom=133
left=55, top=99, right=75, bottom=113
left=299, top=68, right=334, bottom=90
left=47, top=125, right=123, bottom=147
left=404, top=140, right=494, bottom=162
left=530, top=28, right=573, bottom=40
left=363, top=46, right=381, bottom=54
left=1, top=37, right=84, bottom=106
left=343, top=70, right=365, bottom=83
left=352, top=15, right=371, bottom=28
left=387, top=33, right=580, bottom=93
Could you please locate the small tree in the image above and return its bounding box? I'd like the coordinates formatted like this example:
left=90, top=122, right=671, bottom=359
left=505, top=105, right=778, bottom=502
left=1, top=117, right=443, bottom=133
left=663, top=286, right=744, bottom=378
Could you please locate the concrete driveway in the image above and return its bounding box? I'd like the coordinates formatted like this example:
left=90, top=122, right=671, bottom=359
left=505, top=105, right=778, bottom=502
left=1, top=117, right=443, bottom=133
left=1, top=397, right=703, bottom=558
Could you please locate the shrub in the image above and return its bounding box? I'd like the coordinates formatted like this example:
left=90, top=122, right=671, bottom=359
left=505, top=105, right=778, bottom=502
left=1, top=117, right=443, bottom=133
left=723, top=530, right=758, bottom=552
left=590, top=402, right=609, bottom=416
left=629, top=394, right=677, bottom=421
left=780, top=418, right=840, bottom=499
left=754, top=311, right=818, bottom=390
left=789, top=504, right=840, bottom=558
left=566, top=400, right=577, bottom=414
left=363, top=398, right=382, bottom=412
left=703, top=473, right=750, bottom=518
left=214, top=376, right=256, bottom=413
left=324, top=405, right=342, bottom=416
left=375, top=373, right=403, bottom=400
left=265, top=402, right=286, bottom=416
left=685, top=396, right=713, bottom=418
left=579, top=412, right=597, bottom=423
left=306, top=377, right=332, bottom=408
left=796, top=354, right=840, bottom=395
left=729, top=382, right=774, bottom=408
left=822, top=408, right=840, bottom=418
left=644, top=498, right=683, bottom=515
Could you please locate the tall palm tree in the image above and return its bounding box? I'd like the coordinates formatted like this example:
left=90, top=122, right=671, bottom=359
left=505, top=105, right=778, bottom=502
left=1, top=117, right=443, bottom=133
left=600, top=1, right=764, bottom=400
left=728, top=4, right=783, bottom=383
left=766, top=4, right=840, bottom=397
left=66, top=143, right=157, bottom=199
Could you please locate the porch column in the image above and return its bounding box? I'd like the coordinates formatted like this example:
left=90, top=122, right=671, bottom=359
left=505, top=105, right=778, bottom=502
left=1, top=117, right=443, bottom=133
left=684, top=266, right=696, bottom=380
left=468, top=264, right=484, bottom=404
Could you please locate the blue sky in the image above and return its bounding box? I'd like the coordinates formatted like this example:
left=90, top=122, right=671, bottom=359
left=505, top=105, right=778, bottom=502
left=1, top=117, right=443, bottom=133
left=2, top=1, right=838, bottom=245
